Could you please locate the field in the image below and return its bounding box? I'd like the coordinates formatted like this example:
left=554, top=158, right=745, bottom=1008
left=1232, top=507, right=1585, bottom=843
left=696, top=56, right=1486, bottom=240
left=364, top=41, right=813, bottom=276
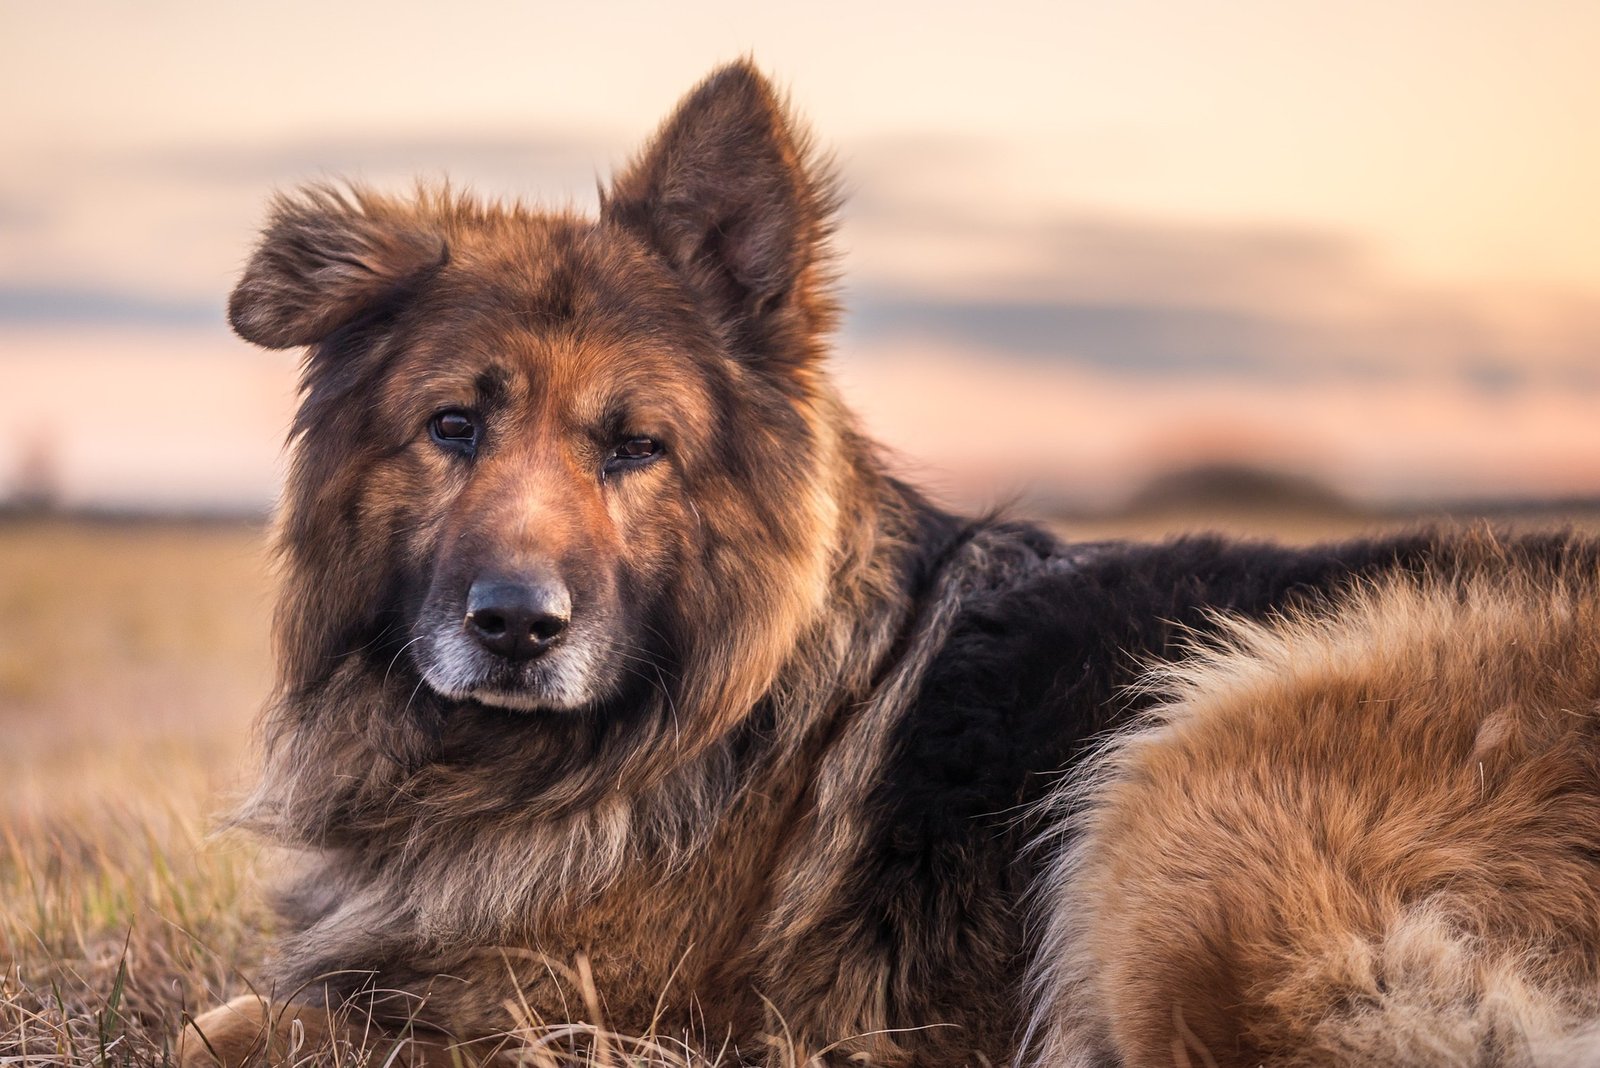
left=0, top=519, right=270, bottom=1065
left=4, top=508, right=1599, bottom=1064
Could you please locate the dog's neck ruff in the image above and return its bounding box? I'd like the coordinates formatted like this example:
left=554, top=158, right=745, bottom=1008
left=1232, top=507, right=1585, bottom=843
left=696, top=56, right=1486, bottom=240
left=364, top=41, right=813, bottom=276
left=257, top=495, right=1073, bottom=972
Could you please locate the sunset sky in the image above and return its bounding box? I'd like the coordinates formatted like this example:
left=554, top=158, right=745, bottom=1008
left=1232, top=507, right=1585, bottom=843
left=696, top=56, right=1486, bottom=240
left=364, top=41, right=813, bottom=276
left=3, top=1, right=1599, bottom=509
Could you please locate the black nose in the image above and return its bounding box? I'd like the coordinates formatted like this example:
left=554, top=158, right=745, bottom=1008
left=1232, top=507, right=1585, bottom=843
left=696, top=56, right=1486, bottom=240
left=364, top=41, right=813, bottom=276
left=464, top=575, right=571, bottom=661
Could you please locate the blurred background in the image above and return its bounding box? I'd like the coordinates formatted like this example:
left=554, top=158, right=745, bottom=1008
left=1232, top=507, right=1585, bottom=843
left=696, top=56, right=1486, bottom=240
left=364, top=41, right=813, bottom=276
left=7, top=5, right=1600, bottom=1045
left=6, top=0, right=1600, bottom=518
left=4, top=0, right=1600, bottom=769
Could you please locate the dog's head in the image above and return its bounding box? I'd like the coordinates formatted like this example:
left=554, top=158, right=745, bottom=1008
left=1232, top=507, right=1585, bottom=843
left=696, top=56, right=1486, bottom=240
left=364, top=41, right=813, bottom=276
left=233, top=64, right=858, bottom=811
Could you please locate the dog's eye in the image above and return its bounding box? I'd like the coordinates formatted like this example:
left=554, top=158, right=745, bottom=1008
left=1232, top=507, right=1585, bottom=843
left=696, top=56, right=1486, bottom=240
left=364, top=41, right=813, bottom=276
left=429, top=409, right=480, bottom=455
left=617, top=437, right=660, bottom=460
left=603, top=436, right=664, bottom=476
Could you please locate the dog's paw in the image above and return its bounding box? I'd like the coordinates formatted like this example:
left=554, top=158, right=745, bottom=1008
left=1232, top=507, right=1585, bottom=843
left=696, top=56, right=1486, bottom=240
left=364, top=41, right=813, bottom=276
left=178, top=994, right=472, bottom=1067
left=178, top=995, right=345, bottom=1067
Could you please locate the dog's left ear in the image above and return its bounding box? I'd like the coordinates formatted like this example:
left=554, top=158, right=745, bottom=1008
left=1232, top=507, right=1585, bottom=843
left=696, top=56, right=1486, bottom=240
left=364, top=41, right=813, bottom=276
left=603, top=61, right=838, bottom=374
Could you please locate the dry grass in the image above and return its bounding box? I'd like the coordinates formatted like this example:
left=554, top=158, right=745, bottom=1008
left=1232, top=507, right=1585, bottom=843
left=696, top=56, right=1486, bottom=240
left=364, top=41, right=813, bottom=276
left=5, top=508, right=1600, bottom=1065
left=0, top=518, right=269, bottom=1065
left=0, top=518, right=792, bottom=1065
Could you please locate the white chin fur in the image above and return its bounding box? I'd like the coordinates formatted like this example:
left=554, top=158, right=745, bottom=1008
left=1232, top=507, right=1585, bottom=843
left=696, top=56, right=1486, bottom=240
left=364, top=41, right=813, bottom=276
left=417, top=628, right=601, bottom=712
left=465, top=687, right=586, bottom=712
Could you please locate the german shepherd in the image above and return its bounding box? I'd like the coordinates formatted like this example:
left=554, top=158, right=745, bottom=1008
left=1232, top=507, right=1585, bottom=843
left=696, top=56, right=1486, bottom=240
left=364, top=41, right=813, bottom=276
left=184, top=62, right=1600, bottom=1067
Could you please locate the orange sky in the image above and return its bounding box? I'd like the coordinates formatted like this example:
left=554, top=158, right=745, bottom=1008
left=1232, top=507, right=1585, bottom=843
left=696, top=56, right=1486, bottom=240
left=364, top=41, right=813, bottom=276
left=3, top=1, right=1599, bottom=509
left=8, top=0, right=1599, bottom=291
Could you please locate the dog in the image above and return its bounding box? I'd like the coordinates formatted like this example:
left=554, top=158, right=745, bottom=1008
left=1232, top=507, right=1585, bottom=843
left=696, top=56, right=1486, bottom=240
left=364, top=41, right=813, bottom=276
left=183, top=61, right=1600, bottom=1066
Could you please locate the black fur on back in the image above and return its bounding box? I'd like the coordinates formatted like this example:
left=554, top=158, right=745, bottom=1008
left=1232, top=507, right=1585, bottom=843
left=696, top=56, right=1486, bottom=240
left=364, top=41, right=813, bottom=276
left=763, top=518, right=1600, bottom=1061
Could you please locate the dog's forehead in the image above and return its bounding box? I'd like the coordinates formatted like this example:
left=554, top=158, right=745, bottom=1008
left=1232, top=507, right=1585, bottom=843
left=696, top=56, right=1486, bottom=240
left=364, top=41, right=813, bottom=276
left=390, top=214, right=724, bottom=424
left=441, top=215, right=706, bottom=337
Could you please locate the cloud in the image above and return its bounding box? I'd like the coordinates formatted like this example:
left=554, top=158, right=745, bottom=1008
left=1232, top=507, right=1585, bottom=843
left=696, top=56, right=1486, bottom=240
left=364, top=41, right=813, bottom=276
left=0, top=132, right=626, bottom=309
left=137, top=133, right=622, bottom=201
left=0, top=286, right=218, bottom=327
left=842, top=177, right=1378, bottom=314
left=835, top=166, right=1600, bottom=395
left=845, top=295, right=1359, bottom=379
left=842, top=288, right=1600, bottom=396
left=4, top=130, right=1598, bottom=401
left=0, top=195, right=53, bottom=233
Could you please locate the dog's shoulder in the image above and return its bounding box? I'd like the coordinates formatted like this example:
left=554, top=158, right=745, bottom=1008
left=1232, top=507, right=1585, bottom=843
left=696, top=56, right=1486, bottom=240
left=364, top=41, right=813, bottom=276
left=873, top=526, right=1431, bottom=832
left=853, top=523, right=1600, bottom=875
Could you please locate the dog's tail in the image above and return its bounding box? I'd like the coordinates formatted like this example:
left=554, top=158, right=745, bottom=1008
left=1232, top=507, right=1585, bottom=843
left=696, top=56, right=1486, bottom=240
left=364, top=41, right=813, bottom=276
left=1023, top=556, right=1600, bottom=1068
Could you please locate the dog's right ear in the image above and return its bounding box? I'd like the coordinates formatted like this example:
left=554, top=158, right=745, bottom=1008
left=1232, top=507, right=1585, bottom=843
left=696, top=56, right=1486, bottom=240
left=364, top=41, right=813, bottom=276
left=602, top=62, right=838, bottom=374
left=229, top=186, right=447, bottom=349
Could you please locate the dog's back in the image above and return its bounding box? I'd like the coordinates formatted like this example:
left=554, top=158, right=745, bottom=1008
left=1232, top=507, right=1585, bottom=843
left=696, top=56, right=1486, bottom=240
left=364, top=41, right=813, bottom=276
left=1030, top=542, right=1600, bottom=1067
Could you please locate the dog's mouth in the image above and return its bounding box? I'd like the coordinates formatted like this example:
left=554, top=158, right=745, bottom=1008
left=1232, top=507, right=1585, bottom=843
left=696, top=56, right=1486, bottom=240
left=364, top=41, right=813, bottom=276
left=410, top=625, right=607, bottom=714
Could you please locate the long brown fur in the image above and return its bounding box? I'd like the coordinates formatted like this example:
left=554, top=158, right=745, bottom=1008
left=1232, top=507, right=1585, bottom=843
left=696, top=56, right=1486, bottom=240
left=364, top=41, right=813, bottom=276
left=1027, top=533, right=1600, bottom=1067
left=189, top=59, right=1600, bottom=1068
left=194, top=61, right=973, bottom=1063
